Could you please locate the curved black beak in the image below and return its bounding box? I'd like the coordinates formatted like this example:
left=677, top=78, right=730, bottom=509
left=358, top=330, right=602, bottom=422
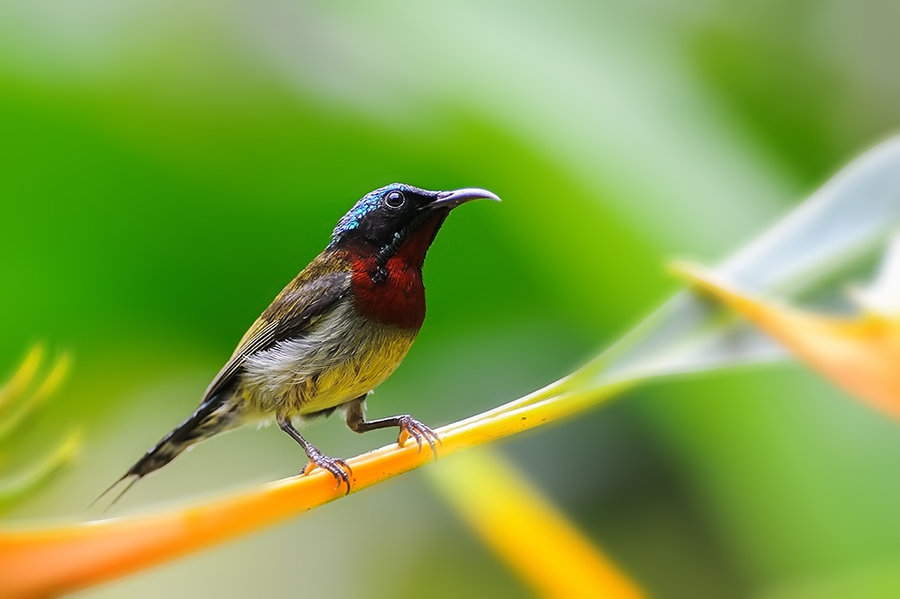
left=429, top=187, right=501, bottom=210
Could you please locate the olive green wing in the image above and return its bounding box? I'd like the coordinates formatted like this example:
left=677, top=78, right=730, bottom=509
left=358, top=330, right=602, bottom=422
left=200, top=270, right=352, bottom=403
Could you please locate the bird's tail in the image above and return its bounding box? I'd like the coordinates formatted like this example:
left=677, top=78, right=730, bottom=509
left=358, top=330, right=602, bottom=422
left=92, top=394, right=242, bottom=509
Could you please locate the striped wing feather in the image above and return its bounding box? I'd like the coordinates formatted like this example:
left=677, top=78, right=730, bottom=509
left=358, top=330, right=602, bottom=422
left=201, top=268, right=352, bottom=403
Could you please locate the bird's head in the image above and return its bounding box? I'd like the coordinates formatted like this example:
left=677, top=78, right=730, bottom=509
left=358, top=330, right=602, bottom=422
left=330, top=183, right=500, bottom=253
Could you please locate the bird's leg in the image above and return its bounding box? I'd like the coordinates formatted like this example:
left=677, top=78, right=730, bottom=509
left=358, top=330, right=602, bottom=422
left=344, top=395, right=441, bottom=459
left=276, top=414, right=352, bottom=494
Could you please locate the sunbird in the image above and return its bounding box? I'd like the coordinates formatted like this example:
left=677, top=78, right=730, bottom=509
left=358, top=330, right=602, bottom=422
left=98, top=183, right=499, bottom=506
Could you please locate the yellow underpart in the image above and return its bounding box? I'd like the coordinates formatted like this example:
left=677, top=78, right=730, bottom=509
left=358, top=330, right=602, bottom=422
left=237, top=321, right=418, bottom=417
left=295, top=330, right=416, bottom=414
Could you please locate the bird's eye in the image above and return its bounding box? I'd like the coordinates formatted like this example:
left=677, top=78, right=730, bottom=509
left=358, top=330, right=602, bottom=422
left=384, top=190, right=405, bottom=209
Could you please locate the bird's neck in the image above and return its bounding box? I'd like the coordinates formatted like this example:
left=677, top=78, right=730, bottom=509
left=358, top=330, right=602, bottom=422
left=340, top=213, right=447, bottom=330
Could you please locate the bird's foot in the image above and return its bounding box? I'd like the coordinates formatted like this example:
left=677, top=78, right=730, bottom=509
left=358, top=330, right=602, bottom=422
left=301, top=448, right=353, bottom=494
left=396, top=415, right=442, bottom=459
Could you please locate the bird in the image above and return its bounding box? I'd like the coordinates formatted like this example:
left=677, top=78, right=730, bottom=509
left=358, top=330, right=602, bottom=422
left=95, top=183, right=500, bottom=507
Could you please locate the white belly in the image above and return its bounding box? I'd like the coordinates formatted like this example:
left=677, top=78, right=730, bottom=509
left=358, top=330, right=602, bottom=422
left=238, top=300, right=418, bottom=415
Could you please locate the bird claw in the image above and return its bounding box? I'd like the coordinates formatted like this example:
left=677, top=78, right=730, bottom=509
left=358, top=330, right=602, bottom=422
left=396, top=415, right=442, bottom=459
left=302, top=449, right=353, bottom=494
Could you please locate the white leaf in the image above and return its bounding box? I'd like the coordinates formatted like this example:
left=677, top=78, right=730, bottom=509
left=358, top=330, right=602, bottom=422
left=583, top=137, right=900, bottom=387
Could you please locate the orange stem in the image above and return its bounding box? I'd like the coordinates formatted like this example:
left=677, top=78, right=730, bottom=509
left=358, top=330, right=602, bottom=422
left=0, top=383, right=625, bottom=598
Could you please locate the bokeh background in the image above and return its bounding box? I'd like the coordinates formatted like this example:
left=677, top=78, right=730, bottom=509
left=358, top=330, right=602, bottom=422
left=3, top=0, right=900, bottom=597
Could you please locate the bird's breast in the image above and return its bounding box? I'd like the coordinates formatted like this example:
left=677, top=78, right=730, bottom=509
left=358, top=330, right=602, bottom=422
left=238, top=300, right=418, bottom=415
left=350, top=254, right=426, bottom=330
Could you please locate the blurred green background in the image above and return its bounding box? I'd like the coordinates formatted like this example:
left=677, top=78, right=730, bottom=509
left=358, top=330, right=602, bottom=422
left=2, top=0, right=900, bottom=597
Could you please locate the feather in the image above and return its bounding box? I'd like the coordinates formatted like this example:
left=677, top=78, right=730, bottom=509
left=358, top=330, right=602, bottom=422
left=200, top=263, right=352, bottom=404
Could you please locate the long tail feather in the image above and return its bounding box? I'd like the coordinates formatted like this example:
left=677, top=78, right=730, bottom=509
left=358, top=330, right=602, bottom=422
left=91, top=394, right=240, bottom=510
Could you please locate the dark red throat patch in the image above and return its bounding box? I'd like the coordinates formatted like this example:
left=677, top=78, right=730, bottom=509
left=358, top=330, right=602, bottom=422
left=350, top=213, right=447, bottom=329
